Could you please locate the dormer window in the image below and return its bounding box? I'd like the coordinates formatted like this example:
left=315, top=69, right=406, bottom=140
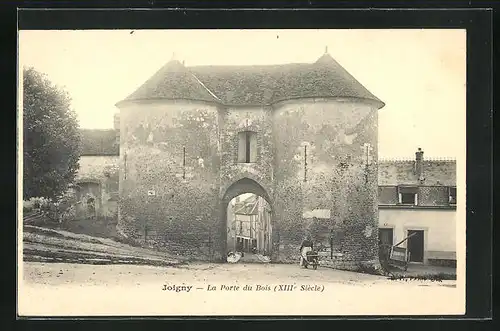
left=449, top=187, right=457, bottom=205
left=398, top=186, right=418, bottom=205
left=238, top=131, right=257, bottom=163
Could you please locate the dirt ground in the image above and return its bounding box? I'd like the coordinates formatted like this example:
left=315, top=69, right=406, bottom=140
left=19, top=261, right=464, bottom=316
left=23, top=261, right=387, bottom=286
left=22, top=261, right=457, bottom=287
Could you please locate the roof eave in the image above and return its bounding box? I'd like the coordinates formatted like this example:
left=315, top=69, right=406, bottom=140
left=115, top=97, right=221, bottom=109
left=116, top=95, right=386, bottom=109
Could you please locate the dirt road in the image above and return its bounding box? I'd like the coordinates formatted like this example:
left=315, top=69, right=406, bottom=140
left=23, top=261, right=387, bottom=286
left=19, top=262, right=463, bottom=316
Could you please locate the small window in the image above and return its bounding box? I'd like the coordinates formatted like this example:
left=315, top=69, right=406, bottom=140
left=238, top=131, right=257, bottom=163
left=449, top=187, right=457, bottom=204
left=400, top=193, right=416, bottom=205
left=398, top=186, right=418, bottom=205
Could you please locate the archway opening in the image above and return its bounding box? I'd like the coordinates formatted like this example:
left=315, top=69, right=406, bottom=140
left=221, top=178, right=273, bottom=263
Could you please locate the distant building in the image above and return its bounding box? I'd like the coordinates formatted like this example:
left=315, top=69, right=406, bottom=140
left=73, top=119, right=120, bottom=220
left=378, top=148, right=456, bottom=267
left=227, top=194, right=272, bottom=255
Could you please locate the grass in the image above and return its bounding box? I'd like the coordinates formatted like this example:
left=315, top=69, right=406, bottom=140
left=23, top=224, right=183, bottom=267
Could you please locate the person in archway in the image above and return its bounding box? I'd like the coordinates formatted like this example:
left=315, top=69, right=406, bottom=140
left=299, top=234, right=314, bottom=267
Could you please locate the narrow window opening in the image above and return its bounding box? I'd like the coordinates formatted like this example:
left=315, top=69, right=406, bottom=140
left=238, top=131, right=257, bottom=163
left=245, top=132, right=251, bottom=163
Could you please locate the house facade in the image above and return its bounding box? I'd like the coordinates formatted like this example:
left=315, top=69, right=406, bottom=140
left=113, top=51, right=385, bottom=269
left=378, top=148, right=457, bottom=267
left=73, top=117, right=120, bottom=220
left=226, top=194, right=272, bottom=255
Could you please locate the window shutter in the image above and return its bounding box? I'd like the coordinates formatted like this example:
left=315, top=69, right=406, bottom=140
left=238, top=132, right=246, bottom=163
left=249, top=132, right=258, bottom=162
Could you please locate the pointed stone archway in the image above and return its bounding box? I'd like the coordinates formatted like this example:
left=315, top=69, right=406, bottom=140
left=219, top=177, right=273, bottom=261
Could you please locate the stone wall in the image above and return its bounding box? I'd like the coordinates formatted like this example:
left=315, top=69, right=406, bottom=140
left=272, top=98, right=380, bottom=269
left=219, top=106, right=274, bottom=195
left=116, top=97, right=381, bottom=269
left=75, top=155, right=119, bottom=219
left=117, top=99, right=223, bottom=260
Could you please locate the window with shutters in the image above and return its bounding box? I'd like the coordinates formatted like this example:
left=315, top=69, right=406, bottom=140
left=397, top=186, right=418, bottom=205
left=238, top=131, right=257, bottom=163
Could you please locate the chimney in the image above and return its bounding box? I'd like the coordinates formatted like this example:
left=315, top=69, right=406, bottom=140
left=415, top=148, right=424, bottom=180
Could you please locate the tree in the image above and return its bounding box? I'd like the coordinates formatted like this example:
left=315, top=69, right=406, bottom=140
left=23, top=67, right=81, bottom=200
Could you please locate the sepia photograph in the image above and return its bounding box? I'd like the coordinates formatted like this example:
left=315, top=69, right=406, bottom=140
left=17, top=28, right=466, bottom=316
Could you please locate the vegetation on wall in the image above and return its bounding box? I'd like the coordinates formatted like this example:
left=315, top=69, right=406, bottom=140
left=23, top=67, right=81, bottom=200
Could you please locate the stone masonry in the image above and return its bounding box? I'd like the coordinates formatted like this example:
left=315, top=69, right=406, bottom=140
left=114, top=51, right=386, bottom=270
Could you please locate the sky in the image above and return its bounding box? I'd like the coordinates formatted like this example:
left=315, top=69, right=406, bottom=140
left=18, top=29, right=466, bottom=159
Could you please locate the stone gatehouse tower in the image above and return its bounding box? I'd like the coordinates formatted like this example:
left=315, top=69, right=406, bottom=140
left=115, top=51, right=385, bottom=269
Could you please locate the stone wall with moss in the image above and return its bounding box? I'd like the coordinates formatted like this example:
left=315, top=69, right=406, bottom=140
left=76, top=156, right=119, bottom=219
left=117, top=100, right=223, bottom=261
left=116, top=97, right=380, bottom=268
left=272, top=98, right=380, bottom=269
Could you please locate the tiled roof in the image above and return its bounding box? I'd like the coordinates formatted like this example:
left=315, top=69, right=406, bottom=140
left=80, top=129, right=119, bottom=156
left=234, top=195, right=259, bottom=215
left=378, top=159, right=456, bottom=186
left=119, top=53, right=384, bottom=108
left=123, top=60, right=218, bottom=103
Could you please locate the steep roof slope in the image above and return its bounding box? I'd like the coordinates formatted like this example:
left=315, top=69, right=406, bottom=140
left=119, top=53, right=384, bottom=108
left=234, top=194, right=259, bottom=215
left=123, top=60, right=219, bottom=103
left=378, top=159, right=456, bottom=186
left=80, top=129, right=119, bottom=156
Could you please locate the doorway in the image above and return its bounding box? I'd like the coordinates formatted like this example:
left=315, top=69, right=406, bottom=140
left=227, top=193, right=272, bottom=258
left=222, top=177, right=273, bottom=263
left=407, top=230, right=424, bottom=263
left=378, top=228, right=394, bottom=246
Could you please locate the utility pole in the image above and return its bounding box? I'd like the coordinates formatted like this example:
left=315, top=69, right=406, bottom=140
left=304, top=145, right=307, bottom=182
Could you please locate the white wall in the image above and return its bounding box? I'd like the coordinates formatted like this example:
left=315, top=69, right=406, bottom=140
left=379, top=209, right=456, bottom=261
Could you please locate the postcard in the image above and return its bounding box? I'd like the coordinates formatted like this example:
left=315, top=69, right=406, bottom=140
left=17, top=28, right=466, bottom=316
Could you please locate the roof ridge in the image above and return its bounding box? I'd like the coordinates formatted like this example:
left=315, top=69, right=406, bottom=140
left=188, top=62, right=313, bottom=69
left=379, top=157, right=457, bottom=163
left=379, top=158, right=414, bottom=162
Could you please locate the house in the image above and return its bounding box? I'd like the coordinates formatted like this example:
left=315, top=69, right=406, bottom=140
left=378, top=148, right=457, bottom=267
left=73, top=120, right=120, bottom=220
left=227, top=194, right=272, bottom=255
